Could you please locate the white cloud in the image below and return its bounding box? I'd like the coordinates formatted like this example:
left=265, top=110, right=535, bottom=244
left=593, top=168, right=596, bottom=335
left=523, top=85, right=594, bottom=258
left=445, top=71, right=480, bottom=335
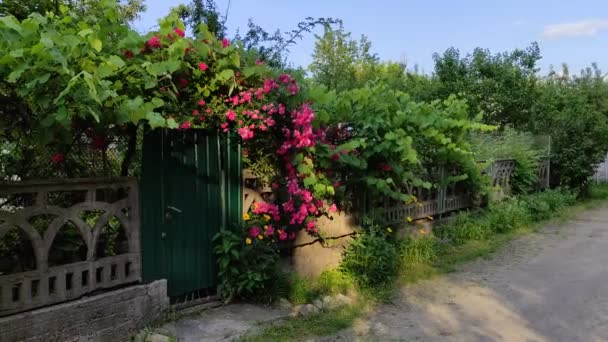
left=542, top=19, right=608, bottom=39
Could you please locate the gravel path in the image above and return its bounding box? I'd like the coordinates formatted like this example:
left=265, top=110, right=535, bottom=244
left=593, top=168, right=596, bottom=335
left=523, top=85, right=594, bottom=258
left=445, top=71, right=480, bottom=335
left=318, top=204, right=608, bottom=342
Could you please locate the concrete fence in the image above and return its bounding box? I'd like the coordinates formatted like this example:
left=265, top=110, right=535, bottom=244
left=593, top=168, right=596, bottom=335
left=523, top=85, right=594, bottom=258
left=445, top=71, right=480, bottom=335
left=0, top=178, right=142, bottom=317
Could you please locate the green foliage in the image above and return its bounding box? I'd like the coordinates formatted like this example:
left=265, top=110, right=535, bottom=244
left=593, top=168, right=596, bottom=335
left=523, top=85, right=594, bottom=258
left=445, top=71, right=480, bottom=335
left=309, top=23, right=378, bottom=91
left=436, top=189, right=576, bottom=245
left=0, top=0, right=145, bottom=22
left=433, top=43, right=541, bottom=127
left=340, top=227, right=399, bottom=287
left=288, top=269, right=357, bottom=305
left=213, top=227, right=279, bottom=303
left=531, top=65, right=608, bottom=195
left=244, top=304, right=365, bottom=342
left=313, top=83, right=493, bottom=203
left=522, top=189, right=576, bottom=221
left=0, top=2, right=265, bottom=178
left=399, top=235, right=439, bottom=264
left=174, top=0, right=226, bottom=37
left=435, top=211, right=492, bottom=244
left=470, top=128, right=546, bottom=194
left=486, top=199, right=530, bottom=233
left=590, top=182, right=608, bottom=200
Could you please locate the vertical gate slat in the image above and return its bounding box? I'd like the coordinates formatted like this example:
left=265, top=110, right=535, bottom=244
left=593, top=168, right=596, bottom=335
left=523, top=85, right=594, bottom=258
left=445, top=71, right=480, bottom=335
left=141, top=129, right=241, bottom=297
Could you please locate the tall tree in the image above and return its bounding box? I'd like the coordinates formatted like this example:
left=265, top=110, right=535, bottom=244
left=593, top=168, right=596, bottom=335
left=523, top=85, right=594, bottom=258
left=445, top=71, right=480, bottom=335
left=174, top=0, right=226, bottom=37
left=309, top=24, right=379, bottom=91
left=433, top=43, right=541, bottom=127
left=0, top=0, right=146, bottom=22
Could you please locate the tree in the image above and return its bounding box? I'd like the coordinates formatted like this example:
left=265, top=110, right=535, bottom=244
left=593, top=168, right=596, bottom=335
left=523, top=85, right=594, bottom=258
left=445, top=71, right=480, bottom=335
left=0, top=0, right=146, bottom=22
left=309, top=24, right=379, bottom=91
left=531, top=64, right=608, bottom=194
left=433, top=43, right=541, bottom=127
left=236, top=17, right=341, bottom=68
left=173, top=0, right=226, bottom=37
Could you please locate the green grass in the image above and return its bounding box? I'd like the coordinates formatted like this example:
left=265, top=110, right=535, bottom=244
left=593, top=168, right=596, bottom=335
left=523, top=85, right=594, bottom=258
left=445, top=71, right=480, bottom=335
left=241, top=304, right=366, bottom=342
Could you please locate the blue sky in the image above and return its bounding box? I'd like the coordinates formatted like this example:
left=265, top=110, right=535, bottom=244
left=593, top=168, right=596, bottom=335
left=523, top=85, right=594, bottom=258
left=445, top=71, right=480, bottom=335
left=134, top=0, right=608, bottom=74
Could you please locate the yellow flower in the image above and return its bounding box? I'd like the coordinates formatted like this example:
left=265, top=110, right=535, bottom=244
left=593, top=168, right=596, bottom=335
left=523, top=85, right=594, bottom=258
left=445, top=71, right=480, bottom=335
left=387, top=227, right=393, bottom=233
left=426, top=216, right=433, bottom=221
left=419, top=229, right=426, bottom=235
left=245, top=237, right=252, bottom=244
left=263, top=225, right=268, bottom=230
left=243, top=213, right=250, bottom=221
left=263, top=214, right=271, bottom=222
left=257, top=234, right=264, bottom=240
left=406, top=216, right=413, bottom=223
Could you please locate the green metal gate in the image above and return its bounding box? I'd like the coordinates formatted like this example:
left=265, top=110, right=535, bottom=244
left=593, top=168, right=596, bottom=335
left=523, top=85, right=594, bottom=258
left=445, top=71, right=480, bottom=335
left=141, top=129, right=241, bottom=297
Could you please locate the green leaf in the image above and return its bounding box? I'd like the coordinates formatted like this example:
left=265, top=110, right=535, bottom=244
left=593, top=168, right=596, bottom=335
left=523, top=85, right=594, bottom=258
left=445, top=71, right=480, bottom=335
left=166, top=118, right=179, bottom=129
left=303, top=175, right=317, bottom=187
left=9, top=49, right=24, bottom=58
left=313, top=183, right=327, bottom=196
left=89, top=37, right=102, bottom=52
left=78, top=28, right=93, bottom=37
left=243, top=66, right=258, bottom=78
left=0, top=16, right=22, bottom=33
left=146, top=112, right=166, bottom=129
left=7, top=63, right=28, bottom=82
left=230, top=53, right=240, bottom=68
left=144, top=78, right=157, bottom=89
left=40, top=33, right=54, bottom=48
left=218, top=69, right=235, bottom=81
left=108, top=55, right=125, bottom=69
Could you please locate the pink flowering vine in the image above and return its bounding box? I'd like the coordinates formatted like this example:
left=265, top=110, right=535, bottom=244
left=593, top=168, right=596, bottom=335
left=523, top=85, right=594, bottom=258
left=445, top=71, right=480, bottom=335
left=146, top=36, right=161, bottom=49
left=174, top=28, right=185, bottom=37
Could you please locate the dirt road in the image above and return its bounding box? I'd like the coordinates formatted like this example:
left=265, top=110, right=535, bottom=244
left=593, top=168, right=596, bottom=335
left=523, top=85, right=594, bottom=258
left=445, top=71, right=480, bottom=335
left=322, top=205, right=608, bottom=342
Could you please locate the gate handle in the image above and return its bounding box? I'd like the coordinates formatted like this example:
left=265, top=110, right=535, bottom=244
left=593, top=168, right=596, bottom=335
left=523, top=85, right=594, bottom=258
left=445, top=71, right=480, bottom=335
left=166, top=206, right=182, bottom=214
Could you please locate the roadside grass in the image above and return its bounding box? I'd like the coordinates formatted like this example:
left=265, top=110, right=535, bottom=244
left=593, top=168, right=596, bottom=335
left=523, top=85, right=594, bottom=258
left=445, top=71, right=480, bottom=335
left=244, top=185, right=608, bottom=341
left=241, top=304, right=366, bottom=342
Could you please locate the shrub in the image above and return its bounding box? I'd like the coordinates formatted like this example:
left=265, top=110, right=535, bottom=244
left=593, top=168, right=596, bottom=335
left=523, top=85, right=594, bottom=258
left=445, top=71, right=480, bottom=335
left=486, top=199, right=530, bottom=233
left=435, top=212, right=492, bottom=244
left=590, top=183, right=608, bottom=200
left=520, top=189, right=575, bottom=221
left=469, top=128, right=544, bottom=195
left=213, top=227, right=280, bottom=303
left=340, top=227, right=399, bottom=287
left=400, top=235, right=439, bottom=264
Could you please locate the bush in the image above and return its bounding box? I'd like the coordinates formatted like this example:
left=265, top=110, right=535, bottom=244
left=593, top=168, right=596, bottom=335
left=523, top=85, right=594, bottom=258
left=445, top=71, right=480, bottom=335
left=435, top=212, right=492, bottom=244
left=340, top=227, right=399, bottom=287
left=486, top=199, right=530, bottom=233
left=437, top=189, right=576, bottom=244
left=590, top=183, right=608, bottom=200
left=213, top=227, right=280, bottom=303
left=520, top=189, right=575, bottom=221
left=399, top=235, right=439, bottom=264
left=469, top=128, right=545, bottom=195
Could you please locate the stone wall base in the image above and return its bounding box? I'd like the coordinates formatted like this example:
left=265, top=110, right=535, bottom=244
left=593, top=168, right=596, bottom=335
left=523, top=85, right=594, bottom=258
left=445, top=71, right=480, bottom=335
left=0, top=280, right=169, bottom=342
left=292, top=212, right=358, bottom=278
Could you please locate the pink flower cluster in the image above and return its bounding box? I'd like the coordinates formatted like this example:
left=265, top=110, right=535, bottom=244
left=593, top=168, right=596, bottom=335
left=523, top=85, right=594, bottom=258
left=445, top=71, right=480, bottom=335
left=146, top=36, right=161, bottom=49
left=278, top=74, right=300, bottom=95
left=252, top=202, right=281, bottom=221
left=277, top=104, right=316, bottom=155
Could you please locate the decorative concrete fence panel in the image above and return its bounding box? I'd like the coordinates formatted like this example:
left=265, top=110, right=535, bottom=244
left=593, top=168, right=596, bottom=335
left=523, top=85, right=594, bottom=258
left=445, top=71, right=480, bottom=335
left=0, top=178, right=141, bottom=316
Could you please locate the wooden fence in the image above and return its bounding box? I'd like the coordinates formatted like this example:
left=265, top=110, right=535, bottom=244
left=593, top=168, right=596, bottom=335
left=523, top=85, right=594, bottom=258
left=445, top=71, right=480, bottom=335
left=0, top=178, right=141, bottom=316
